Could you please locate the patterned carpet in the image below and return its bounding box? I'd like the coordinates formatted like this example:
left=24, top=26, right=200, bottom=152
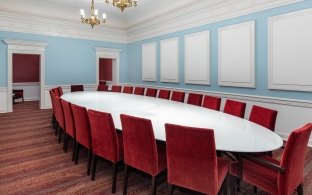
left=0, top=101, right=311, bottom=195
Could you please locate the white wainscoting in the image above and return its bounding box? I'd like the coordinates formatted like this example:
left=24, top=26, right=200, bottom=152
left=0, top=87, right=8, bottom=113
left=160, top=37, right=179, bottom=83
left=268, top=8, right=312, bottom=92
left=44, top=84, right=97, bottom=109
left=218, top=21, right=255, bottom=88
left=13, top=82, right=40, bottom=102
left=122, top=83, right=312, bottom=146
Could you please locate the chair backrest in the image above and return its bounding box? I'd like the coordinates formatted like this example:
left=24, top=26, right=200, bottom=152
left=171, top=91, right=185, bottom=103
left=134, top=87, right=145, bottom=95
left=158, top=89, right=171, bottom=100
left=99, top=81, right=106, bottom=85
left=223, top=99, right=246, bottom=118
left=71, top=85, right=84, bottom=92
left=122, top=86, right=134, bottom=94
left=111, top=85, right=122, bottom=93
left=54, top=95, right=65, bottom=129
left=278, top=123, right=312, bottom=194
left=88, top=109, right=121, bottom=162
left=187, top=93, right=203, bottom=106
left=249, top=105, right=278, bottom=131
left=57, top=87, right=63, bottom=96
left=49, top=90, right=56, bottom=114
left=97, top=85, right=108, bottom=91
left=120, top=114, right=159, bottom=175
left=202, top=95, right=221, bottom=111
left=145, top=88, right=157, bottom=97
left=52, top=88, right=60, bottom=97
left=71, top=104, right=92, bottom=149
left=165, top=123, right=219, bottom=194
left=60, top=99, right=75, bottom=138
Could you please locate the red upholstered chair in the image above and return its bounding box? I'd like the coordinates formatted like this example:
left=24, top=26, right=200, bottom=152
left=61, top=99, right=76, bottom=161
left=165, top=123, right=230, bottom=194
left=249, top=105, right=278, bottom=131
left=120, top=114, right=167, bottom=195
left=145, top=88, right=157, bottom=97
left=187, top=93, right=203, bottom=106
left=99, top=81, right=106, bottom=85
left=230, top=123, right=312, bottom=195
left=88, top=110, right=123, bottom=193
left=202, top=95, right=222, bottom=111
left=134, top=87, right=145, bottom=95
left=57, top=86, right=63, bottom=96
left=111, top=85, right=122, bottom=93
left=122, top=86, right=134, bottom=94
left=170, top=91, right=185, bottom=103
left=223, top=99, right=246, bottom=118
left=12, top=89, right=24, bottom=103
left=49, top=90, right=57, bottom=130
left=97, top=85, right=108, bottom=91
left=71, top=104, right=92, bottom=175
left=158, top=89, right=171, bottom=100
left=52, top=88, right=60, bottom=97
left=71, top=85, right=84, bottom=92
left=54, top=95, right=65, bottom=144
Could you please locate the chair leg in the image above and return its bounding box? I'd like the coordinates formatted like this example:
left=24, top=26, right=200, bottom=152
left=75, top=143, right=80, bottom=164
left=123, top=165, right=129, bottom=195
left=72, top=140, right=76, bottom=161
left=168, top=184, right=173, bottom=195
left=112, top=163, right=117, bottom=193
left=58, top=127, right=62, bottom=143
left=63, top=133, right=67, bottom=151
left=91, top=154, right=97, bottom=181
left=55, top=123, right=58, bottom=136
left=297, top=183, right=303, bottom=195
left=236, top=178, right=241, bottom=192
left=151, top=175, right=156, bottom=195
left=253, top=186, right=258, bottom=194
left=87, top=149, right=92, bottom=176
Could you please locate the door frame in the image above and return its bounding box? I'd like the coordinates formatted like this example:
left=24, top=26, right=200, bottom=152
left=4, top=39, right=48, bottom=112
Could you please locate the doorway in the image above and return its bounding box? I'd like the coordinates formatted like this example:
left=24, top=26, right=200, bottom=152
left=99, top=58, right=113, bottom=85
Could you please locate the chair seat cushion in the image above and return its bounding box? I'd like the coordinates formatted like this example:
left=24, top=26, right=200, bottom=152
left=230, top=155, right=279, bottom=194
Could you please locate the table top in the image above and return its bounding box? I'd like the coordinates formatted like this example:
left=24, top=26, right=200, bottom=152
left=61, top=91, right=283, bottom=153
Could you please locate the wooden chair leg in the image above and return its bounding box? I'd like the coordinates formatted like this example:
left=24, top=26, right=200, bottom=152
left=87, top=149, right=92, bottom=176
left=72, top=140, right=76, bottom=161
left=63, top=133, right=67, bottom=151
left=123, top=165, right=129, bottom=195
left=297, top=183, right=303, bottom=195
left=75, top=143, right=80, bottom=164
left=58, top=127, right=62, bottom=143
left=91, top=154, right=97, bottom=181
left=236, top=178, right=241, bottom=192
left=253, top=186, right=258, bottom=194
left=151, top=175, right=156, bottom=195
left=168, top=184, right=173, bottom=195
left=55, top=123, right=58, bottom=136
left=112, top=163, right=117, bottom=193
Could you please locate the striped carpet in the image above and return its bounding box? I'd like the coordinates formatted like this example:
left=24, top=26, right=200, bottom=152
left=0, top=101, right=311, bottom=195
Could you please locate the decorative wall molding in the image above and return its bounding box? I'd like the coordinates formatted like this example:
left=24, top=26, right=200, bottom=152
left=123, top=82, right=312, bottom=146
left=160, top=37, right=179, bottom=83
left=184, top=31, right=210, bottom=85
left=127, top=0, right=302, bottom=42
left=142, top=42, right=157, bottom=82
left=0, top=11, right=128, bottom=43
left=218, top=21, right=255, bottom=88
left=268, top=8, right=312, bottom=92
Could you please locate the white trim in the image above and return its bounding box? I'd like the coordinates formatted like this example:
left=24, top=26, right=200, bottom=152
left=0, top=87, right=8, bottom=113
left=13, top=82, right=40, bottom=86
left=3, top=39, right=47, bottom=112
left=218, top=21, right=255, bottom=88
left=268, top=8, right=312, bottom=92
left=184, top=31, right=210, bottom=85
left=95, top=47, right=122, bottom=86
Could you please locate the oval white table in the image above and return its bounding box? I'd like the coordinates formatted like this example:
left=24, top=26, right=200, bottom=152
left=61, top=91, right=283, bottom=153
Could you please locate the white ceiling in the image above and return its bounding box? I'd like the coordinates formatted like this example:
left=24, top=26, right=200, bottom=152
left=0, top=0, right=203, bottom=29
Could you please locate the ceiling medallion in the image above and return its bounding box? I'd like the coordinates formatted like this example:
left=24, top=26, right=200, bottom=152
left=80, top=0, right=107, bottom=28
left=105, top=0, right=138, bottom=12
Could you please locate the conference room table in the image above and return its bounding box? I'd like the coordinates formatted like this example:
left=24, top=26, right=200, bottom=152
left=61, top=91, right=283, bottom=153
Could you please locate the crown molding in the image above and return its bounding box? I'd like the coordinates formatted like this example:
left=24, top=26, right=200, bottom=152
left=127, top=0, right=303, bottom=42
left=0, top=11, right=128, bottom=43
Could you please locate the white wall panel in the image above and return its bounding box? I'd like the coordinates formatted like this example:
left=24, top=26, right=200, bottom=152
left=218, top=21, right=255, bottom=88
left=185, top=31, right=210, bottom=85
left=268, top=8, right=312, bottom=92
left=160, top=37, right=179, bottom=83
left=0, top=87, right=8, bottom=113
left=142, top=42, right=157, bottom=81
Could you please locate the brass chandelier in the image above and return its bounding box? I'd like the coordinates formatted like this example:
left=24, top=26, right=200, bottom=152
left=105, top=0, right=138, bottom=12
left=80, top=0, right=106, bottom=28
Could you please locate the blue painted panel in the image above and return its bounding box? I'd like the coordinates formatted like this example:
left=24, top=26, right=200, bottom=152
left=127, top=0, right=312, bottom=101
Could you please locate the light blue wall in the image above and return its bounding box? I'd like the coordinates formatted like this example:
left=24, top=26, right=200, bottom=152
left=0, top=31, right=128, bottom=87
left=127, top=0, right=312, bottom=101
